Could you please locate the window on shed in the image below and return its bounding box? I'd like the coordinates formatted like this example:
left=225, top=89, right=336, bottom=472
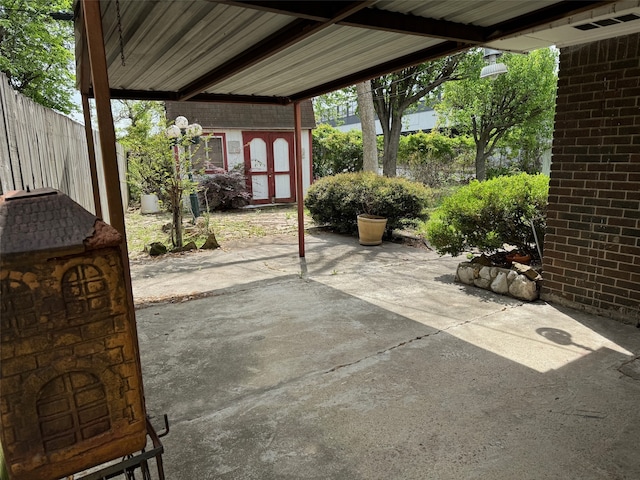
left=191, top=135, right=225, bottom=172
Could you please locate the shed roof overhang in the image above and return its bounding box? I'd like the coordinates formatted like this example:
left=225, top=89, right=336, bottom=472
left=75, top=0, right=640, bottom=106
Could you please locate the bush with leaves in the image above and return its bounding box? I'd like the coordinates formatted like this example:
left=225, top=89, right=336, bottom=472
left=397, top=131, right=475, bottom=187
left=305, top=172, right=432, bottom=235
left=312, top=124, right=365, bottom=178
left=198, top=166, right=252, bottom=211
left=426, top=173, right=548, bottom=257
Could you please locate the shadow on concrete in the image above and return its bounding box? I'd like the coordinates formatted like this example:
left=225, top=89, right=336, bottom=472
left=136, top=271, right=640, bottom=480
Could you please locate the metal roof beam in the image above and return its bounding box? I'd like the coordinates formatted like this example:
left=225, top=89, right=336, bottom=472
left=178, top=1, right=374, bottom=101
left=214, top=0, right=353, bottom=21
left=218, top=1, right=486, bottom=43
left=103, top=89, right=291, bottom=105
left=290, top=40, right=469, bottom=102
left=340, top=9, right=486, bottom=44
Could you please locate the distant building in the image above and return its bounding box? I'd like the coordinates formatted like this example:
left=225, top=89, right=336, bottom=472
left=318, top=101, right=437, bottom=135
left=166, top=101, right=316, bottom=205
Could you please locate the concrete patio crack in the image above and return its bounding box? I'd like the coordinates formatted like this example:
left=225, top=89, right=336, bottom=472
left=326, top=304, right=517, bottom=373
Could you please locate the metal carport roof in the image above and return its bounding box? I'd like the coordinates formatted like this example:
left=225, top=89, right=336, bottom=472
left=75, top=1, right=640, bottom=105
left=72, top=0, right=640, bottom=251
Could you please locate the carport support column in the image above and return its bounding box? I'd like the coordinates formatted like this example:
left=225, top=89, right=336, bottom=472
left=82, top=0, right=126, bottom=237
left=294, top=101, right=305, bottom=257
left=81, top=93, right=102, bottom=218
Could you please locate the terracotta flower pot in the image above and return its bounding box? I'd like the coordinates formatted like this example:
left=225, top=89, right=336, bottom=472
left=357, top=214, right=387, bottom=246
left=506, top=252, right=531, bottom=265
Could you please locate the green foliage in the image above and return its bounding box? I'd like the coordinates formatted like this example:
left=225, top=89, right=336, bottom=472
left=119, top=101, right=175, bottom=204
left=313, top=88, right=356, bottom=124
left=305, top=172, right=432, bottom=235
left=198, top=166, right=252, bottom=211
left=397, top=131, right=475, bottom=187
left=312, top=124, right=364, bottom=177
left=119, top=100, right=203, bottom=248
left=437, top=48, right=558, bottom=180
left=371, top=54, right=465, bottom=176
left=426, top=173, right=549, bottom=256
left=0, top=0, right=76, bottom=114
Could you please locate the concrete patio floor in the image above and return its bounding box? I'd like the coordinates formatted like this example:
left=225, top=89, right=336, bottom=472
left=130, top=231, right=640, bottom=480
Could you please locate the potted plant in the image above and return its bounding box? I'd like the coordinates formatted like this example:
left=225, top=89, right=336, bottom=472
left=357, top=213, right=387, bottom=245
left=356, top=180, right=387, bottom=246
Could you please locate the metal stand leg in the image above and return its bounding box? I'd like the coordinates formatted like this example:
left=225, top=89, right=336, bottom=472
left=73, top=415, right=169, bottom=480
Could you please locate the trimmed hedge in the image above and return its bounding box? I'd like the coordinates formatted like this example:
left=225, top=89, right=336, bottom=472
left=426, top=173, right=549, bottom=256
left=304, top=172, right=432, bottom=235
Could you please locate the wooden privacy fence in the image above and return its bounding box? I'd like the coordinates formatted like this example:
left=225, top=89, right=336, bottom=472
left=0, top=73, right=126, bottom=222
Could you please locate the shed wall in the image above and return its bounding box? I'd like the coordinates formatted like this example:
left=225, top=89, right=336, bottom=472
left=542, top=33, right=640, bottom=324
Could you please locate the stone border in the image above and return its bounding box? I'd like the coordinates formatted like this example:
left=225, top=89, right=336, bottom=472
left=456, top=261, right=542, bottom=301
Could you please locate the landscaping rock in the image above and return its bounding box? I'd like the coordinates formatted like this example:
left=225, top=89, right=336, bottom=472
left=171, top=241, right=198, bottom=253
left=201, top=232, right=220, bottom=250
left=148, top=242, right=167, bottom=256
left=512, top=262, right=542, bottom=281
left=456, top=259, right=540, bottom=301
left=490, top=271, right=509, bottom=294
left=509, top=275, right=539, bottom=301
left=455, top=263, right=476, bottom=285
left=474, top=266, right=492, bottom=289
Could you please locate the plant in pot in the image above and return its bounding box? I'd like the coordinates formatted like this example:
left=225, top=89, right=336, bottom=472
left=304, top=172, right=431, bottom=246
left=356, top=181, right=387, bottom=246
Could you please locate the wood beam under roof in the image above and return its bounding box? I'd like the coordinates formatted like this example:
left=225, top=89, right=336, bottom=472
left=82, top=0, right=126, bottom=235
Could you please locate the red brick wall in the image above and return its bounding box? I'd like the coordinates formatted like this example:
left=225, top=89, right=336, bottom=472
left=541, top=33, right=640, bottom=324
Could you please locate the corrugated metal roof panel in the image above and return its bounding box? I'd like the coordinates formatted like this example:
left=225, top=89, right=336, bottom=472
left=374, top=1, right=557, bottom=26
left=77, top=0, right=640, bottom=103
left=103, top=3, right=293, bottom=91
left=212, top=26, right=439, bottom=97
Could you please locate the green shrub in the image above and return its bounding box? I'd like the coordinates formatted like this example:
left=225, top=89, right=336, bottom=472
left=312, top=124, right=365, bottom=178
left=305, top=172, right=432, bottom=235
left=425, top=173, right=548, bottom=256
left=397, top=131, right=474, bottom=187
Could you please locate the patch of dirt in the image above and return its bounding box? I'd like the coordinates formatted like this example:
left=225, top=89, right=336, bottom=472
left=126, top=205, right=430, bottom=262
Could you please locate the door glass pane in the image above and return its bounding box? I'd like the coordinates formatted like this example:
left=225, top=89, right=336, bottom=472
left=251, top=176, right=269, bottom=200
left=250, top=138, right=268, bottom=172
left=273, top=138, right=290, bottom=172
left=274, top=174, right=291, bottom=199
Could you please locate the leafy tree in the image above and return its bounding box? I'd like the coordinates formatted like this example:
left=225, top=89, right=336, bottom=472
left=312, top=88, right=355, bottom=125
left=118, top=101, right=173, bottom=202
left=437, top=48, right=557, bottom=181
left=371, top=55, right=464, bottom=177
left=0, top=0, right=75, bottom=114
left=118, top=100, right=201, bottom=249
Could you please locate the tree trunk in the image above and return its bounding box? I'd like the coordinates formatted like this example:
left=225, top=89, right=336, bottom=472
left=475, top=141, right=487, bottom=181
left=172, top=184, right=183, bottom=248
left=356, top=81, right=378, bottom=173
left=382, top=113, right=403, bottom=177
